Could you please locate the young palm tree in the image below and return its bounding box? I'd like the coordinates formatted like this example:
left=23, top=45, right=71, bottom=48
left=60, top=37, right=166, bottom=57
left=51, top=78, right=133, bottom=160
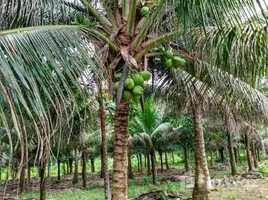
left=129, top=99, right=182, bottom=183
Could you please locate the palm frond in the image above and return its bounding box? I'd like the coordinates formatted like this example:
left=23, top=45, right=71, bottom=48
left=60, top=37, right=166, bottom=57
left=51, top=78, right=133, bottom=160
left=0, top=25, right=101, bottom=161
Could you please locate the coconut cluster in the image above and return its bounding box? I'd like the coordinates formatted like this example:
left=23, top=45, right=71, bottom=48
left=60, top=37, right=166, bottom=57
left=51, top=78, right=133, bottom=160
left=113, top=71, right=151, bottom=101
left=162, top=49, right=186, bottom=68
left=74, top=13, right=91, bottom=25
left=153, top=46, right=186, bottom=68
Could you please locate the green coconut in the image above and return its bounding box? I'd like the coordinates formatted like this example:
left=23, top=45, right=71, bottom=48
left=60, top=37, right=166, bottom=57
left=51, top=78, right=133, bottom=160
left=124, top=78, right=135, bottom=90
left=173, top=56, right=186, bottom=67
left=115, top=73, right=122, bottom=81
left=140, top=6, right=149, bottom=16
left=122, top=90, right=132, bottom=100
left=133, top=94, right=142, bottom=101
left=159, top=46, right=166, bottom=53
left=165, top=59, right=173, bottom=67
left=133, top=74, right=144, bottom=86
left=165, top=50, right=174, bottom=59
left=132, top=86, right=144, bottom=96
left=82, top=18, right=91, bottom=25
left=75, top=13, right=84, bottom=24
left=140, top=71, right=151, bottom=81
left=113, top=82, right=119, bottom=91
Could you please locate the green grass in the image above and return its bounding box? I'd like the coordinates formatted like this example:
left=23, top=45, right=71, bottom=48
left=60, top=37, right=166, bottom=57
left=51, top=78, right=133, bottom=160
left=19, top=176, right=184, bottom=200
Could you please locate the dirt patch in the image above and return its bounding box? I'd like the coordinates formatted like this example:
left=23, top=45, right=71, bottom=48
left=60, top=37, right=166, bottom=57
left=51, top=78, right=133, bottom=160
left=209, top=178, right=268, bottom=200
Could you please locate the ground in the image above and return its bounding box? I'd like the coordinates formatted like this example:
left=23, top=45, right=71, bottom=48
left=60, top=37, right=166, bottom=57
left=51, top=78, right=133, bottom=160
left=2, top=160, right=268, bottom=199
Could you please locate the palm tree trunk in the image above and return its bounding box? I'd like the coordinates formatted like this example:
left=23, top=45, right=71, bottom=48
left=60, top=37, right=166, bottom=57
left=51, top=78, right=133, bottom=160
left=82, top=151, right=87, bottom=188
left=151, top=150, right=157, bottom=184
left=252, top=141, right=258, bottom=168
left=257, top=149, right=261, bottom=162
left=165, top=152, right=169, bottom=170
left=219, top=148, right=225, bottom=163
left=90, top=158, right=95, bottom=172
left=27, top=163, right=31, bottom=191
left=19, top=163, right=26, bottom=194
left=66, top=162, right=69, bottom=174
left=245, top=132, right=253, bottom=171
left=144, top=153, right=147, bottom=169
left=47, top=161, right=50, bottom=178
left=234, top=148, right=238, bottom=163
left=139, top=154, right=143, bottom=173
left=112, top=99, right=129, bottom=200
left=57, top=159, right=61, bottom=181
left=210, top=151, right=215, bottom=166
left=159, top=151, right=163, bottom=173
left=72, top=149, right=78, bottom=185
left=40, top=158, right=47, bottom=200
left=98, top=82, right=111, bottom=200
left=19, top=150, right=26, bottom=194
left=227, top=134, right=238, bottom=176
left=184, top=146, right=190, bottom=172
left=137, top=155, right=141, bottom=172
left=192, top=98, right=212, bottom=200
left=128, top=152, right=134, bottom=179
left=69, top=159, right=73, bottom=174
left=147, top=152, right=151, bottom=175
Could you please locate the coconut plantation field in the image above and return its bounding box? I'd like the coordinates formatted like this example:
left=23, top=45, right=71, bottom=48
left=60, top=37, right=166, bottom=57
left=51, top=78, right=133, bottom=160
left=3, top=156, right=268, bottom=200
left=2, top=0, right=268, bottom=200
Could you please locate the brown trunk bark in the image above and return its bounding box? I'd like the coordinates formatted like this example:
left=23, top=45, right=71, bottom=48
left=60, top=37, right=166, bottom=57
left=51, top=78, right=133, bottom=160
left=257, top=149, right=261, bottom=162
left=151, top=151, right=157, bottom=184
left=147, top=153, right=151, bottom=175
left=66, top=162, right=69, bottom=175
left=184, top=147, right=190, bottom=172
left=47, top=161, right=50, bottom=178
left=19, top=150, right=26, bottom=194
left=192, top=98, right=212, bottom=200
left=159, top=151, right=163, bottom=173
left=27, top=163, right=31, bottom=191
left=227, top=134, right=238, bottom=176
left=19, top=163, right=26, bottom=194
left=252, top=141, right=258, bottom=168
left=165, top=152, right=169, bottom=170
left=210, top=151, right=214, bottom=166
left=40, top=159, right=47, bottom=200
left=137, top=155, right=141, bottom=172
left=57, top=160, right=61, bottom=181
left=234, top=148, right=238, bottom=163
left=139, top=154, right=143, bottom=173
left=90, top=158, right=95, bottom=172
left=112, top=100, right=129, bottom=200
left=99, top=82, right=111, bottom=200
left=128, top=152, right=134, bottom=179
left=82, top=151, right=87, bottom=188
left=72, top=149, right=78, bottom=185
left=245, top=132, right=253, bottom=171
left=69, top=159, right=73, bottom=174
left=219, top=148, right=225, bottom=163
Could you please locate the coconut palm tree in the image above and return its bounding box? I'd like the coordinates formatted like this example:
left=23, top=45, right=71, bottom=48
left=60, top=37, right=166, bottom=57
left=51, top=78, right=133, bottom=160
left=1, top=1, right=268, bottom=200
left=129, top=99, right=182, bottom=183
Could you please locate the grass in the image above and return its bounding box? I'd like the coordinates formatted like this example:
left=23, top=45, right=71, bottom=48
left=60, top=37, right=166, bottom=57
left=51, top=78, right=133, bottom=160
left=19, top=176, right=185, bottom=200
left=5, top=154, right=261, bottom=200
